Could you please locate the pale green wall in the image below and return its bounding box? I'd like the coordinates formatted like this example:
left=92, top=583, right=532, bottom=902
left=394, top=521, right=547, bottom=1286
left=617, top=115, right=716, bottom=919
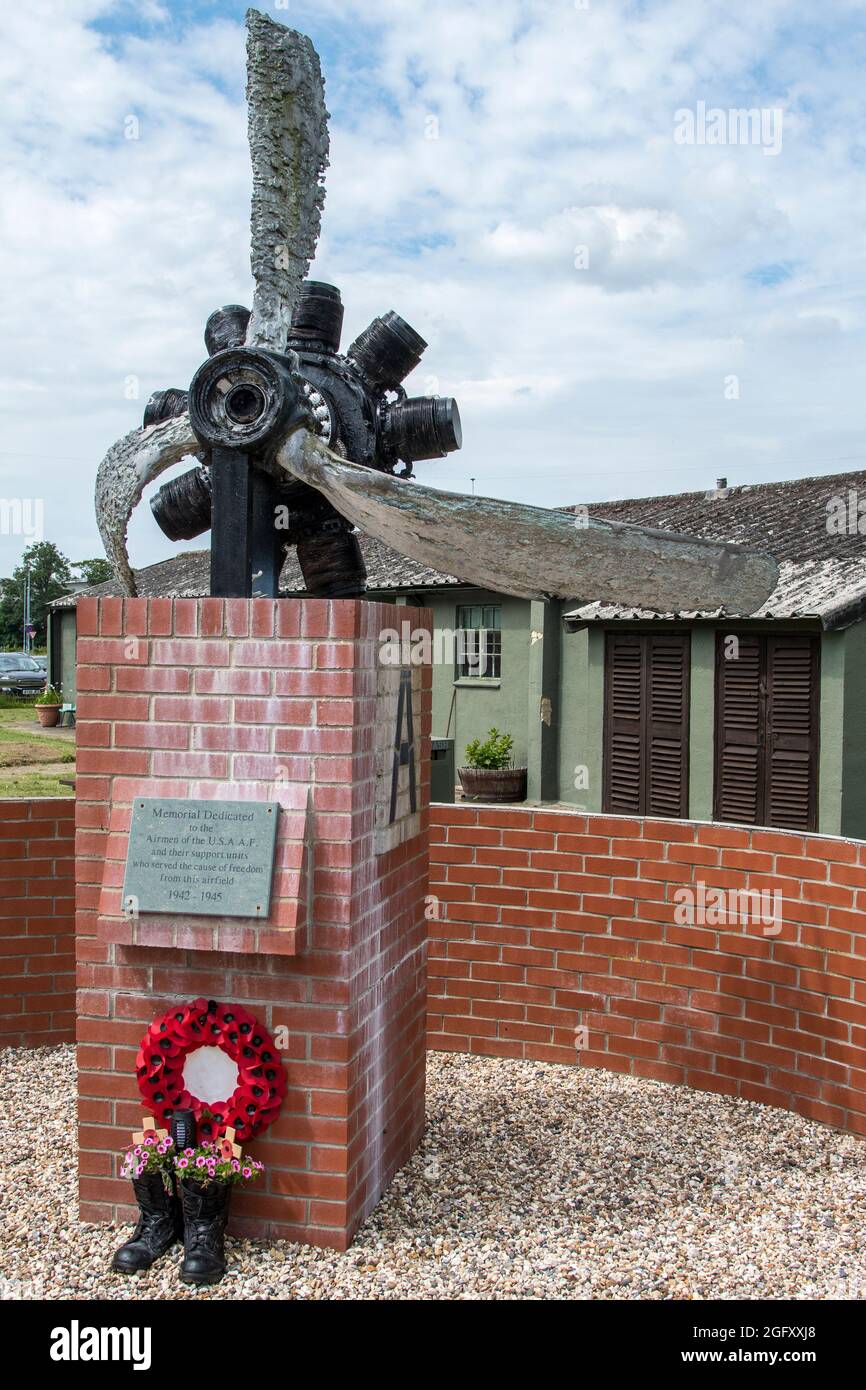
left=526, top=599, right=561, bottom=800
left=841, top=621, right=866, bottom=839
left=819, top=631, right=845, bottom=836
left=688, top=628, right=715, bottom=822
left=62, top=611, right=77, bottom=702
left=439, top=591, right=530, bottom=770
left=384, top=589, right=533, bottom=773
left=556, top=624, right=604, bottom=812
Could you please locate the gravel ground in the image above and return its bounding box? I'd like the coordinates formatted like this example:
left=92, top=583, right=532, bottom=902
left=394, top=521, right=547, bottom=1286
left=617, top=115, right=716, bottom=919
left=1, top=1043, right=865, bottom=1300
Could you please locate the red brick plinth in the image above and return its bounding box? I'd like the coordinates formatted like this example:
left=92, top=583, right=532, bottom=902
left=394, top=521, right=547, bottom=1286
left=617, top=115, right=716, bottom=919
left=76, top=596, right=431, bottom=1248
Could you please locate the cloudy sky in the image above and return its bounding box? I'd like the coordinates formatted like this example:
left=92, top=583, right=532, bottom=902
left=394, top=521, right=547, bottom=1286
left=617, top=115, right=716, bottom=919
left=2, top=0, right=866, bottom=577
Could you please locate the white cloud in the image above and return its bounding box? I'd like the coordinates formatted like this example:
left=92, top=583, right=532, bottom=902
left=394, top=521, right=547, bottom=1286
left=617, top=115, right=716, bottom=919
left=2, top=0, right=866, bottom=578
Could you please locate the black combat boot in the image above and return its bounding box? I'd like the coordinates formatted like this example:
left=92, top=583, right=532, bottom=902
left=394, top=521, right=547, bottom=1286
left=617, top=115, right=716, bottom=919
left=112, top=1171, right=183, bottom=1273
left=179, top=1179, right=233, bottom=1285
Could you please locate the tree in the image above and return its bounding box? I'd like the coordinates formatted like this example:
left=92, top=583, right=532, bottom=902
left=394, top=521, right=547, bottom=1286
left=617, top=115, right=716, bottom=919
left=73, top=558, right=113, bottom=587
left=0, top=542, right=72, bottom=649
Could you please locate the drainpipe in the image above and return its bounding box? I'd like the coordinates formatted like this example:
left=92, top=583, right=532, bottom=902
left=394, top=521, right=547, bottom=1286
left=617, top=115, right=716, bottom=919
left=526, top=598, right=561, bottom=802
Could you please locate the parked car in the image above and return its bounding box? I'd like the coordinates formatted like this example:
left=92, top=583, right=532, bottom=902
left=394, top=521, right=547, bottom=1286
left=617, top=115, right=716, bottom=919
left=0, top=653, right=47, bottom=695
left=31, top=654, right=48, bottom=672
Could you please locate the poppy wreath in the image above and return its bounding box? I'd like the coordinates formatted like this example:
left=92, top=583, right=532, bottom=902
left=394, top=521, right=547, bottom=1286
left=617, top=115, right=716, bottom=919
left=136, top=997, right=287, bottom=1142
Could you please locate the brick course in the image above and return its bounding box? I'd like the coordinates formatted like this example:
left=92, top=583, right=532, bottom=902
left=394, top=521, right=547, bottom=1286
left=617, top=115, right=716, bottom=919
left=0, top=798, right=75, bottom=1046
left=428, top=805, right=866, bottom=1137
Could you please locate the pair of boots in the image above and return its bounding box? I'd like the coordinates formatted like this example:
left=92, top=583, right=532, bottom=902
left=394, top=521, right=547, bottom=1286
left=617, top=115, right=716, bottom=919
left=112, top=1172, right=231, bottom=1285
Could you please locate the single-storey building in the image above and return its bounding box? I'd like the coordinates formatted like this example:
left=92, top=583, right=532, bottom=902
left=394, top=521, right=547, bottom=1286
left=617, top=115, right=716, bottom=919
left=50, top=468, right=866, bottom=836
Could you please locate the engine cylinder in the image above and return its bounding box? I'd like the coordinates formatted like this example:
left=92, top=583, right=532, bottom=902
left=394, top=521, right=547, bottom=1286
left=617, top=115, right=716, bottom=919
left=348, top=311, right=427, bottom=390
left=205, top=304, right=251, bottom=356
left=381, top=395, right=462, bottom=461
left=143, top=388, right=188, bottom=428
left=288, top=281, right=344, bottom=354
left=150, top=466, right=212, bottom=541
left=297, top=526, right=367, bottom=598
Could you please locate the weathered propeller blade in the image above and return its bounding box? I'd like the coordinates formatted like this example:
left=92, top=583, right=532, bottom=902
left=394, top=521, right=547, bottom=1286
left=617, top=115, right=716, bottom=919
left=96, top=401, right=779, bottom=611
left=277, top=431, right=779, bottom=613
left=94, top=413, right=198, bottom=596
left=244, top=9, right=329, bottom=352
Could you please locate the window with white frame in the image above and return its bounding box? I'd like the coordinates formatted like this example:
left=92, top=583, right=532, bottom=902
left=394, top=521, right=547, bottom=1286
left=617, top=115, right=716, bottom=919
left=455, top=604, right=501, bottom=679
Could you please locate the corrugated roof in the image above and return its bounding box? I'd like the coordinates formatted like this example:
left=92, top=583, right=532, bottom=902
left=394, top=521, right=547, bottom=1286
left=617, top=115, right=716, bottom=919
left=50, top=535, right=463, bottom=609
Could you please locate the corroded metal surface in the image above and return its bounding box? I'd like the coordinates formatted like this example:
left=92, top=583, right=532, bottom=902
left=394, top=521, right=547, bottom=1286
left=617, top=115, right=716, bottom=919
left=94, top=412, right=198, bottom=596
left=244, top=9, right=329, bottom=352
left=276, top=431, right=779, bottom=612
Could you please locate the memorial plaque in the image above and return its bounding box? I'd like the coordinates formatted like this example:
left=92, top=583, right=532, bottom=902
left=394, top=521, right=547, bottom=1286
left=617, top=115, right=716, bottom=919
left=123, top=799, right=279, bottom=918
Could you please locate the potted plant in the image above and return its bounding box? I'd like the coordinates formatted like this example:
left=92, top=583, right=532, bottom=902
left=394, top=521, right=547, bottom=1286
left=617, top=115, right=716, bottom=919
left=35, top=683, right=63, bottom=727
left=458, top=727, right=527, bottom=802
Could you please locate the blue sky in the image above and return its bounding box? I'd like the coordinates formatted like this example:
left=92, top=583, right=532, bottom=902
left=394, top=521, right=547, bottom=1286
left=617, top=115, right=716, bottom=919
left=2, top=0, right=866, bottom=575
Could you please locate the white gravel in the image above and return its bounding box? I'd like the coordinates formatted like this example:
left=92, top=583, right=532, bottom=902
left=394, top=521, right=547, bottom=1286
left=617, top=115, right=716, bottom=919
left=1, top=1044, right=865, bottom=1300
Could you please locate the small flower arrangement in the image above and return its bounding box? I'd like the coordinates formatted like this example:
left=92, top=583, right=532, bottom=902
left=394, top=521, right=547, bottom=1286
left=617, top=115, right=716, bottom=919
left=120, top=1132, right=176, bottom=1191
left=174, top=1141, right=265, bottom=1188
left=35, top=683, right=63, bottom=707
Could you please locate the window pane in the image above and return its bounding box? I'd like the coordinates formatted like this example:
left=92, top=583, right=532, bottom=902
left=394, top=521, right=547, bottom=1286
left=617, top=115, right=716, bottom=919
left=455, top=606, right=501, bottom=678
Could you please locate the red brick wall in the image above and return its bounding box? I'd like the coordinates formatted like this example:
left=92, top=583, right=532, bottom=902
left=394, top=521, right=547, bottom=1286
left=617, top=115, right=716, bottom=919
left=0, top=799, right=75, bottom=1046
left=428, top=805, right=866, bottom=1137
left=75, top=596, right=431, bottom=1250
left=8, top=791, right=866, bottom=1194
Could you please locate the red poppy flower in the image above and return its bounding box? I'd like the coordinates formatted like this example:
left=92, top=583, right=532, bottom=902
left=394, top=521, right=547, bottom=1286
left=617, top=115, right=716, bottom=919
left=136, top=998, right=287, bottom=1140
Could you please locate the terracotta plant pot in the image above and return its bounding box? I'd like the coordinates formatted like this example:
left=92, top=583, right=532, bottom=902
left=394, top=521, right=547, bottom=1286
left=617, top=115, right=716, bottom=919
left=36, top=705, right=61, bottom=728
left=458, top=766, right=528, bottom=803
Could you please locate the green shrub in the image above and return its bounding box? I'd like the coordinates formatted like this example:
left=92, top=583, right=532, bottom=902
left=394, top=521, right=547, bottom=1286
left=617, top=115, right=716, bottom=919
left=464, top=728, right=514, bottom=770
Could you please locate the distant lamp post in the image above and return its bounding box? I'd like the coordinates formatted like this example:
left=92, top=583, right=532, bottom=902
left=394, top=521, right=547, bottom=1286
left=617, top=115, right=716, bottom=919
left=23, top=571, right=33, bottom=653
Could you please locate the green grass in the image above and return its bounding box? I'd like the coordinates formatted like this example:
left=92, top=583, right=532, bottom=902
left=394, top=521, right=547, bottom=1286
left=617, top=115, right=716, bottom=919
left=0, top=726, right=75, bottom=764
left=0, top=698, right=75, bottom=796
left=0, top=708, right=41, bottom=730
left=0, top=771, right=74, bottom=798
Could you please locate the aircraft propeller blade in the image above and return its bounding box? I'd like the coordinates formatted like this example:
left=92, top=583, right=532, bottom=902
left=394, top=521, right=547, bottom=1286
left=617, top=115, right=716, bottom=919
left=94, top=413, right=198, bottom=596
left=276, top=430, right=779, bottom=613
left=244, top=9, right=329, bottom=352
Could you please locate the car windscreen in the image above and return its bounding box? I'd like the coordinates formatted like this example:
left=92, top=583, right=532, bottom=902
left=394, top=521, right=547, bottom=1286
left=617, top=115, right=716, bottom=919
left=0, top=655, right=39, bottom=671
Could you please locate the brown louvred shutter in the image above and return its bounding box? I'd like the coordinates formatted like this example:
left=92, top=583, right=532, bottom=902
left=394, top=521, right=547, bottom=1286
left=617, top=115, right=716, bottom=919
left=603, top=632, right=690, bottom=817
left=764, top=636, right=819, bottom=831
left=714, top=633, right=819, bottom=830
left=646, top=635, right=689, bottom=818
left=714, top=634, right=762, bottom=825
left=604, top=634, right=643, bottom=814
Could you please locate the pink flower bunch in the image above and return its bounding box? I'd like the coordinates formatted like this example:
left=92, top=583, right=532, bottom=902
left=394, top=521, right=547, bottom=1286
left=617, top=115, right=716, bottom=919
left=172, top=1140, right=265, bottom=1188
left=119, top=1132, right=175, bottom=1181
